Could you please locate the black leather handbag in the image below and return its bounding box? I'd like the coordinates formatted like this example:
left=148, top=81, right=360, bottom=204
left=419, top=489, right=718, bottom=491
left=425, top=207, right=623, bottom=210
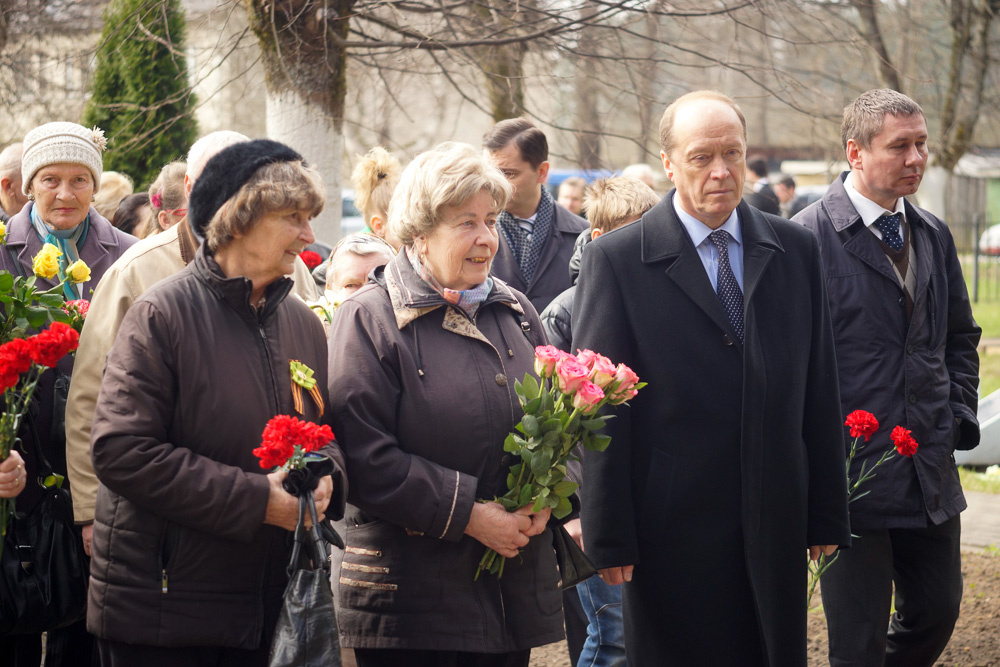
left=268, top=460, right=342, bottom=667
left=552, top=523, right=597, bottom=589
left=0, top=432, right=88, bottom=636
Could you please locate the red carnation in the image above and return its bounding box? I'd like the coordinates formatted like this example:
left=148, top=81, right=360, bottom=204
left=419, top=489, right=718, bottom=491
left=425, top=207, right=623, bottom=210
left=28, top=322, right=79, bottom=368
left=255, top=415, right=334, bottom=470
left=299, top=250, right=322, bottom=271
left=0, top=338, right=34, bottom=376
left=890, top=426, right=919, bottom=458
left=845, top=409, right=879, bottom=442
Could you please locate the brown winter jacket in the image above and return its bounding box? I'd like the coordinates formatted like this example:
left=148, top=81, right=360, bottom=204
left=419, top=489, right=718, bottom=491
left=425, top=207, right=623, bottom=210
left=87, top=246, right=346, bottom=649
left=327, top=251, right=565, bottom=652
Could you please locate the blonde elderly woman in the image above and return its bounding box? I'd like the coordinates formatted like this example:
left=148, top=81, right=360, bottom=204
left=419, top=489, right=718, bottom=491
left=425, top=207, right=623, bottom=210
left=328, top=142, right=564, bottom=667
left=87, top=139, right=346, bottom=665
left=0, top=122, right=136, bottom=667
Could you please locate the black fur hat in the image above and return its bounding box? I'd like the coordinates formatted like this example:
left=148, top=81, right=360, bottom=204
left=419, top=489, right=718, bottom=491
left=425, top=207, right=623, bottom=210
left=188, top=139, right=304, bottom=238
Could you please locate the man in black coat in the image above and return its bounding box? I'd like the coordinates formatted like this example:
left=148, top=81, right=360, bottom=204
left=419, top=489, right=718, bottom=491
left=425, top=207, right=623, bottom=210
left=572, top=90, right=851, bottom=666
left=744, top=156, right=780, bottom=215
left=484, top=118, right=588, bottom=313
left=795, top=89, right=980, bottom=667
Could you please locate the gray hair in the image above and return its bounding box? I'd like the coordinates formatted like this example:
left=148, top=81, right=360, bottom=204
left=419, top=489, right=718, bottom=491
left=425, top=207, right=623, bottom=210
left=387, top=142, right=512, bottom=247
left=326, top=233, right=395, bottom=289
left=0, top=143, right=22, bottom=180
left=841, top=89, right=924, bottom=151
left=186, top=131, right=249, bottom=183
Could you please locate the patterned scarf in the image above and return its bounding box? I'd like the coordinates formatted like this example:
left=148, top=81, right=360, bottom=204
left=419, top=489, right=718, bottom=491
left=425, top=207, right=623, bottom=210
left=30, top=204, right=89, bottom=300
left=496, top=185, right=554, bottom=285
left=406, top=246, right=493, bottom=319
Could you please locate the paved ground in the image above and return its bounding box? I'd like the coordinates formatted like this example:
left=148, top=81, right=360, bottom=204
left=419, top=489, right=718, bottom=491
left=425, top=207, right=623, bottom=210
left=961, top=489, right=1000, bottom=551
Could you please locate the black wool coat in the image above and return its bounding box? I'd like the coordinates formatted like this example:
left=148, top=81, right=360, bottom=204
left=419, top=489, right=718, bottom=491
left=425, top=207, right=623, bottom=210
left=572, top=191, right=851, bottom=667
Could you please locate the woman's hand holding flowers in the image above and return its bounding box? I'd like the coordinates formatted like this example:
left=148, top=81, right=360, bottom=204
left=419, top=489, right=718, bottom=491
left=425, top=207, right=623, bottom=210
left=264, top=470, right=333, bottom=531
left=465, top=501, right=533, bottom=558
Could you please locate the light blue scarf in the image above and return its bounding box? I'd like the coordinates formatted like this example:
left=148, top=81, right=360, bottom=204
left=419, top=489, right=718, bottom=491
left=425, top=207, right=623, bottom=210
left=407, top=246, right=493, bottom=319
left=30, top=204, right=89, bottom=300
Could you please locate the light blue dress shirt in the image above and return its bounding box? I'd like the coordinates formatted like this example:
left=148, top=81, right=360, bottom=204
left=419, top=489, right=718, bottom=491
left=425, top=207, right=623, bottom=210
left=672, top=197, right=744, bottom=292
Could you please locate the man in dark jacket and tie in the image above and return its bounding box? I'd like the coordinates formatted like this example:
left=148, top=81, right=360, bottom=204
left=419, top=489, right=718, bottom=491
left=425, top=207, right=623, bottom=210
left=573, top=90, right=850, bottom=666
left=795, top=88, right=980, bottom=667
left=484, top=118, right=588, bottom=313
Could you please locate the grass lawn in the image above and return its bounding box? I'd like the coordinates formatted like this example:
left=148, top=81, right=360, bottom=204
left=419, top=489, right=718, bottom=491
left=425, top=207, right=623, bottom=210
left=959, top=466, right=1000, bottom=494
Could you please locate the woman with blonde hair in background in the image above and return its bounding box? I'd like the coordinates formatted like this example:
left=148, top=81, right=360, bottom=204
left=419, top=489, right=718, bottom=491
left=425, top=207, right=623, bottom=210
left=143, top=161, right=187, bottom=237
left=353, top=146, right=401, bottom=247
left=93, top=171, right=134, bottom=221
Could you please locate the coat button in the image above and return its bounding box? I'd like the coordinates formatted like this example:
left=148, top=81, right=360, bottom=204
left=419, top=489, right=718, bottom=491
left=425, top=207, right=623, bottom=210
left=495, top=374, right=507, bottom=386
left=909, top=394, right=917, bottom=404
left=898, top=297, right=905, bottom=306
left=501, top=455, right=510, bottom=466
left=906, top=344, right=914, bottom=354
left=722, top=334, right=734, bottom=346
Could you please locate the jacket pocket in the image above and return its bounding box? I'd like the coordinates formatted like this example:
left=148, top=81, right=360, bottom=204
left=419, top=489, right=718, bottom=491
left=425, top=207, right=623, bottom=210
left=339, top=519, right=442, bottom=614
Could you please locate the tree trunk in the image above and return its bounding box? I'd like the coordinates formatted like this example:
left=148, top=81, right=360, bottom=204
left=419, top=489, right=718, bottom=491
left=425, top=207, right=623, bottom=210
left=849, top=0, right=902, bottom=91
left=480, top=43, right=526, bottom=121
left=266, top=91, right=344, bottom=244
left=244, top=0, right=354, bottom=243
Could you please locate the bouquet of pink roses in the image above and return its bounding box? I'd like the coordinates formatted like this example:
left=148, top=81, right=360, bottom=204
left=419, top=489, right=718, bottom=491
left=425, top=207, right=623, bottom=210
left=476, top=345, right=645, bottom=579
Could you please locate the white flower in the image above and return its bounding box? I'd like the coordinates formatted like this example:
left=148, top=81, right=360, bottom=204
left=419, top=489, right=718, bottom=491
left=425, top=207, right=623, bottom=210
left=91, top=126, right=108, bottom=152
left=985, top=464, right=1000, bottom=477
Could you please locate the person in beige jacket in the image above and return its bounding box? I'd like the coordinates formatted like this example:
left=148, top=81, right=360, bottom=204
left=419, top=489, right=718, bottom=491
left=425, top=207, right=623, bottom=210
left=64, top=131, right=319, bottom=555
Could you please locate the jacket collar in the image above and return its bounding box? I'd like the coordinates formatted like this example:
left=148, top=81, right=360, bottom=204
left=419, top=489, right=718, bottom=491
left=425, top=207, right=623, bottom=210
left=6, top=203, right=119, bottom=288
left=383, top=249, right=522, bottom=330
left=192, top=245, right=293, bottom=322
left=823, top=171, right=939, bottom=234
left=638, top=190, right=784, bottom=347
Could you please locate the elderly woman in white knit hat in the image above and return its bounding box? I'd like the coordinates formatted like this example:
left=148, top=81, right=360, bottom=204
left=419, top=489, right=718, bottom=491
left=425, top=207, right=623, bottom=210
left=0, top=122, right=136, bottom=667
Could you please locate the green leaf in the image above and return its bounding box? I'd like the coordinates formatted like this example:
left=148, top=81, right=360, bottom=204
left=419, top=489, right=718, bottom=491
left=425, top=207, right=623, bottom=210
left=37, top=293, right=65, bottom=308
left=522, top=374, right=540, bottom=401
left=524, top=397, right=542, bottom=414
left=541, top=430, right=559, bottom=446
left=503, top=433, right=520, bottom=453
left=521, top=414, right=540, bottom=437
left=553, top=480, right=578, bottom=497
left=26, top=307, right=49, bottom=329
left=541, top=417, right=562, bottom=433
left=581, top=418, right=606, bottom=431
left=553, top=495, right=573, bottom=519
left=530, top=449, right=552, bottom=478
left=507, top=473, right=515, bottom=489
left=514, top=378, right=525, bottom=402
left=519, top=484, right=533, bottom=507
left=0, top=273, right=12, bottom=292
left=588, top=434, right=613, bottom=452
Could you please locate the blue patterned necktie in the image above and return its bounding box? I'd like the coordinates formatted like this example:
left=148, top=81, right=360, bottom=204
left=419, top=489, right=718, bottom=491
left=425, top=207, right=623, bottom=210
left=874, top=213, right=904, bottom=251
left=709, top=230, right=744, bottom=343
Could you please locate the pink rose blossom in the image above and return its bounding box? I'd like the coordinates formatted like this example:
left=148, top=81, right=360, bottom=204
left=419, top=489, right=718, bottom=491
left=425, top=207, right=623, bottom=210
left=589, top=354, right=616, bottom=389
left=556, top=357, right=591, bottom=394
left=534, top=345, right=563, bottom=378
left=612, top=363, right=639, bottom=391
left=609, top=387, right=638, bottom=405
left=572, top=380, right=605, bottom=411
left=575, top=349, right=599, bottom=369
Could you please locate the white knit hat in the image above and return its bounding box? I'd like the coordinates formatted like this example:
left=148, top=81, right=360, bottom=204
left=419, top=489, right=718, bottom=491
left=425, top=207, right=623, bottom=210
left=21, top=122, right=107, bottom=196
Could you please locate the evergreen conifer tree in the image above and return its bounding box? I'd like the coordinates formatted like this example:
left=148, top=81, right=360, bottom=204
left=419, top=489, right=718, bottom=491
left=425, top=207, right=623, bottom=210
left=84, top=0, right=197, bottom=189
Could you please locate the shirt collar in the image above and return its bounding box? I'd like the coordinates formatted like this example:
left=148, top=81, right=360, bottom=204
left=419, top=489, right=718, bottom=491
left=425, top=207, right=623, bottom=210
left=672, top=196, right=742, bottom=249
left=844, top=171, right=906, bottom=227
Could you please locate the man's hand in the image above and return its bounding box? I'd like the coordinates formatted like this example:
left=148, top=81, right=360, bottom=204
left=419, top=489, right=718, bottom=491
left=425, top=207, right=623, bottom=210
left=598, top=565, right=634, bottom=585
left=809, top=544, right=838, bottom=561
left=514, top=504, right=551, bottom=537
left=81, top=523, right=93, bottom=556
left=563, top=517, right=584, bottom=550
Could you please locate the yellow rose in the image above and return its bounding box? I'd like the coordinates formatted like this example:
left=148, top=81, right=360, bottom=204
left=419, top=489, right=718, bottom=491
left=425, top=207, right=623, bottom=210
left=0, top=221, right=6, bottom=245
left=66, top=259, right=91, bottom=284
left=32, top=243, right=63, bottom=280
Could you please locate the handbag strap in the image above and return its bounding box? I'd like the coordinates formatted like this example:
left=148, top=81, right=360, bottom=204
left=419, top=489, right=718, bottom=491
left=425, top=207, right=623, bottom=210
left=287, top=491, right=331, bottom=577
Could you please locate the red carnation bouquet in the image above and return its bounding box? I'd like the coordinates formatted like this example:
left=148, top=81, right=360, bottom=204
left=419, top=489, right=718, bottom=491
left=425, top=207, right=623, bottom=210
left=298, top=250, right=323, bottom=271
left=0, top=322, right=80, bottom=555
left=253, top=414, right=334, bottom=472
left=807, top=409, right=919, bottom=607
left=476, top=345, right=645, bottom=579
